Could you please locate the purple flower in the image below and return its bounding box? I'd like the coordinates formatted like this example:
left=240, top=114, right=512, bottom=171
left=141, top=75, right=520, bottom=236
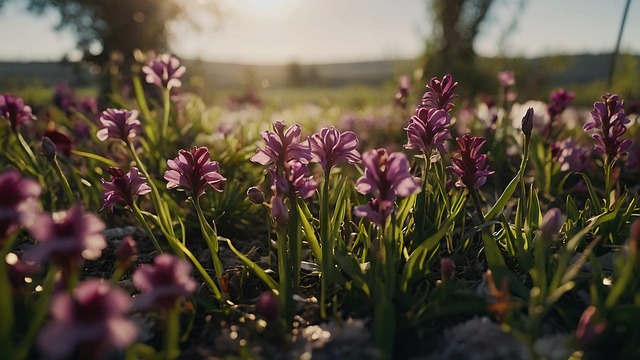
left=405, top=107, right=451, bottom=156
left=96, top=108, right=141, bottom=142
left=164, top=146, right=226, bottom=197
left=250, top=121, right=313, bottom=167
left=540, top=208, right=565, bottom=238
left=547, top=88, right=575, bottom=119
left=0, top=169, right=42, bottom=239
left=101, top=167, right=151, bottom=211
left=497, top=70, right=516, bottom=88
left=115, top=236, right=138, bottom=269
left=309, top=127, right=360, bottom=172
left=0, top=94, right=36, bottom=129
left=420, top=74, right=458, bottom=113
left=270, top=195, right=289, bottom=227
left=142, top=53, right=186, bottom=90
left=132, top=254, right=197, bottom=311
left=553, top=139, right=592, bottom=172
left=271, top=160, right=317, bottom=200
left=583, top=93, right=632, bottom=163
left=448, top=135, right=494, bottom=190
left=354, top=149, right=420, bottom=225
left=394, top=75, right=411, bottom=109
left=37, top=279, right=138, bottom=359
left=576, top=306, right=606, bottom=350
left=24, top=205, right=106, bottom=272
left=53, top=83, right=77, bottom=114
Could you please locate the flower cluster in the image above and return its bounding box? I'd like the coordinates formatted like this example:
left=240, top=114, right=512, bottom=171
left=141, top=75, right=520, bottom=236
left=405, top=107, right=451, bottom=156
left=309, top=127, right=360, bottom=172
left=583, top=93, right=632, bottom=163
left=354, top=149, right=420, bottom=226
left=448, top=135, right=494, bottom=190
left=0, top=169, right=42, bottom=239
left=96, top=108, right=141, bottom=142
left=24, top=205, right=106, bottom=272
left=101, top=167, right=151, bottom=211
left=142, top=53, right=186, bottom=90
left=420, top=74, right=458, bottom=112
left=132, top=254, right=197, bottom=311
left=547, top=88, right=575, bottom=119
left=251, top=121, right=313, bottom=168
left=0, top=93, right=36, bottom=129
left=394, top=75, right=411, bottom=109
left=38, top=279, right=138, bottom=359
left=164, top=146, right=226, bottom=198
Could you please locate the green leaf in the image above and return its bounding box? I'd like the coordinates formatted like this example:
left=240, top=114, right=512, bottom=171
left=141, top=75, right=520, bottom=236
left=220, top=238, right=278, bottom=290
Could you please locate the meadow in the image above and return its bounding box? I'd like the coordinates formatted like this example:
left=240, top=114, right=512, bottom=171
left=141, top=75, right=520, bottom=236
left=1, top=53, right=640, bottom=360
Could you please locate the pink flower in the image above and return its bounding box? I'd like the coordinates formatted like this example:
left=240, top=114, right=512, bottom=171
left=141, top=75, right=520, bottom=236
left=0, top=93, right=36, bottom=129
left=583, top=93, right=632, bottom=163
left=420, top=74, right=458, bottom=113
left=448, top=135, right=494, bottom=190
left=24, top=205, right=106, bottom=272
left=354, top=149, right=420, bottom=225
left=101, top=167, right=151, bottom=211
left=37, top=279, right=138, bottom=359
left=96, top=108, right=141, bottom=142
left=270, top=160, right=317, bottom=200
left=497, top=70, right=516, bottom=88
left=547, top=88, right=575, bottom=119
left=132, top=254, right=197, bottom=311
left=309, top=127, right=360, bottom=172
left=250, top=121, right=313, bottom=167
left=405, top=107, right=451, bottom=156
left=395, top=75, right=411, bottom=109
left=142, top=53, right=187, bottom=90
left=164, top=146, right=226, bottom=197
left=0, top=169, right=42, bottom=239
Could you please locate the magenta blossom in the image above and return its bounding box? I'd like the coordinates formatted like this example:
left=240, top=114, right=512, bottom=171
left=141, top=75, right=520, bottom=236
left=420, top=74, right=458, bottom=113
left=309, top=127, right=360, bottom=172
left=547, top=88, right=575, bottom=119
left=448, top=135, right=494, bottom=190
left=24, top=205, right=106, bottom=272
left=552, top=139, right=592, bottom=173
left=0, top=169, right=42, bottom=239
left=101, top=167, right=151, bottom=211
left=405, top=107, right=451, bottom=156
left=251, top=121, right=313, bottom=167
left=271, top=160, right=317, bottom=200
left=583, top=93, right=632, bottom=163
left=37, top=279, right=138, bottom=359
left=354, top=149, right=420, bottom=225
left=132, top=254, right=197, bottom=311
left=497, top=70, right=516, bottom=88
left=142, top=53, right=186, bottom=90
left=164, top=146, right=226, bottom=197
left=0, top=94, right=36, bottom=129
left=96, top=108, right=141, bottom=142
left=395, top=75, right=411, bottom=109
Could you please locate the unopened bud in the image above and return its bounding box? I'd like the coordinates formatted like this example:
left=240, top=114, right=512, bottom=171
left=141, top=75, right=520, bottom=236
left=440, top=257, right=455, bottom=280
left=115, top=236, right=138, bottom=268
left=247, top=187, right=265, bottom=204
left=271, top=195, right=288, bottom=227
left=256, top=290, right=280, bottom=320
left=540, top=208, right=564, bottom=239
left=521, top=107, right=534, bottom=138
left=576, top=306, right=606, bottom=349
left=41, top=136, right=57, bottom=161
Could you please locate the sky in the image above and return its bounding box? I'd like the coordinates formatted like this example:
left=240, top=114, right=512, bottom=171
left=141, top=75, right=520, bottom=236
left=0, top=0, right=638, bottom=65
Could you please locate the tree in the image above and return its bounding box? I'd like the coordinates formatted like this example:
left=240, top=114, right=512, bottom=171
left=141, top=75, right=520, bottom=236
left=8, top=0, right=218, bottom=70
left=422, top=0, right=495, bottom=96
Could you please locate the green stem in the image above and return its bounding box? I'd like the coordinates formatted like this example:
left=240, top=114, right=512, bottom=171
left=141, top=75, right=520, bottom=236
left=320, top=175, right=331, bottom=319
left=15, top=130, right=37, bottom=167
left=193, top=197, right=224, bottom=284
left=15, top=269, right=57, bottom=360
left=288, top=196, right=301, bottom=292
left=414, top=156, right=430, bottom=245
left=131, top=202, right=163, bottom=254
left=50, top=155, right=76, bottom=205
left=161, top=89, right=171, bottom=155
left=0, top=240, right=15, bottom=357
left=164, top=305, right=181, bottom=360
left=276, top=228, right=293, bottom=327
left=470, top=189, right=486, bottom=225
left=166, top=235, right=222, bottom=300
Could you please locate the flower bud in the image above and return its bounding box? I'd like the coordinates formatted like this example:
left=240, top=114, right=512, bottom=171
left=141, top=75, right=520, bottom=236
left=256, top=290, right=280, bottom=320
left=270, top=195, right=288, bottom=227
left=247, top=187, right=265, bottom=204
left=521, top=107, right=534, bottom=138
left=115, top=236, right=138, bottom=268
left=540, top=208, right=564, bottom=239
left=41, top=136, right=57, bottom=161
left=440, top=257, right=455, bottom=280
